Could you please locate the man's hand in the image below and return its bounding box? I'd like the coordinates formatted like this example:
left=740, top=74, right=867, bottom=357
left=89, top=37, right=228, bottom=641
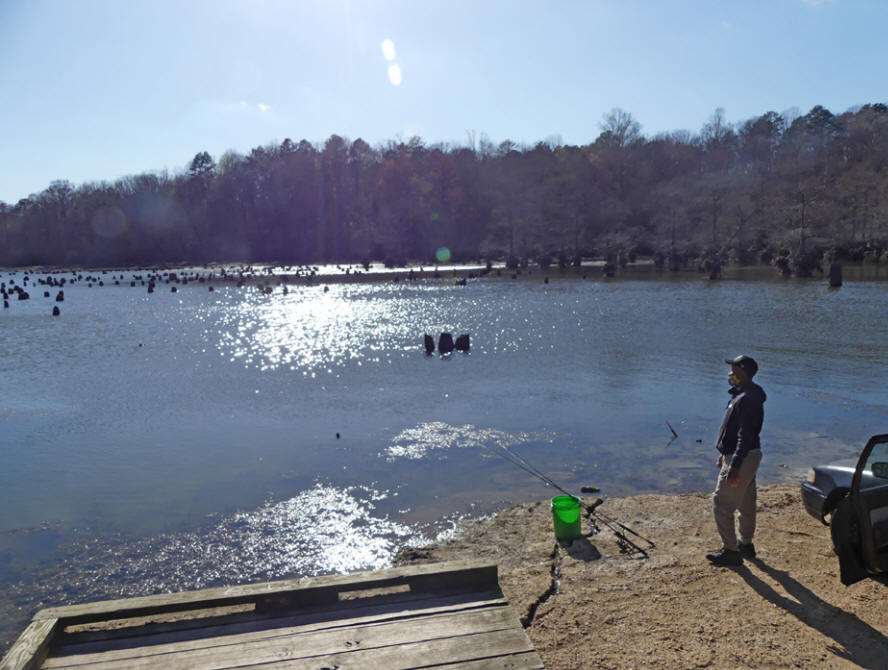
left=726, top=467, right=740, bottom=487
left=717, top=455, right=723, bottom=469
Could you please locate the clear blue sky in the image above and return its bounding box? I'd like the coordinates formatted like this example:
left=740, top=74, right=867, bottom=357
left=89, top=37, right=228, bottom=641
left=1, top=0, right=884, bottom=204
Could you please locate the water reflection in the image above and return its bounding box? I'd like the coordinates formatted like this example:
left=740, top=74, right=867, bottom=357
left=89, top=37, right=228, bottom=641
left=2, top=484, right=417, bottom=620
left=210, top=284, right=459, bottom=372
left=383, top=421, right=550, bottom=461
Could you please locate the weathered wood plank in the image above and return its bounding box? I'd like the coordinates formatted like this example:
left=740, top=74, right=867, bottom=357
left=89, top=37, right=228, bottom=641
left=53, top=592, right=507, bottom=657
left=44, top=605, right=518, bottom=669
left=36, top=560, right=497, bottom=627
left=0, top=618, right=57, bottom=670
left=232, top=627, right=538, bottom=670
left=53, top=587, right=500, bottom=646
left=426, top=652, right=545, bottom=669
left=48, top=627, right=536, bottom=670
left=62, top=604, right=254, bottom=634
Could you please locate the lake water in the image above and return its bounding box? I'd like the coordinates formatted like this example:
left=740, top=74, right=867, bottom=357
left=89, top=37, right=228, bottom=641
left=1, top=266, right=887, bottom=650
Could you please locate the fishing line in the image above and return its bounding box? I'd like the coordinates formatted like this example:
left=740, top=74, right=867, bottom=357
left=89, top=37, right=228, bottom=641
left=495, top=444, right=569, bottom=495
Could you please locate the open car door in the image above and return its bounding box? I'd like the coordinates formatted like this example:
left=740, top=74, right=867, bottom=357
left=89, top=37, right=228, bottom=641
left=831, top=433, right=888, bottom=585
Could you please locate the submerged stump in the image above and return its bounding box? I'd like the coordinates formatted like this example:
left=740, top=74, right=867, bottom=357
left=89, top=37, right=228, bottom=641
left=438, top=332, right=455, bottom=354
left=829, top=263, right=843, bottom=287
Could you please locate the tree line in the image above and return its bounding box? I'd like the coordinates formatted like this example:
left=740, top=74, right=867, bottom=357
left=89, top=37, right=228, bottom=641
left=2, top=103, right=887, bottom=270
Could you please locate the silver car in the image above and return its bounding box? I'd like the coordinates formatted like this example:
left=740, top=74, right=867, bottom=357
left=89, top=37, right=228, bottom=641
left=802, top=434, right=888, bottom=585
left=801, top=458, right=881, bottom=525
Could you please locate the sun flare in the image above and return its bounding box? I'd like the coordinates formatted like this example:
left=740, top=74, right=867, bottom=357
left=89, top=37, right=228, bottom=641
left=381, top=39, right=396, bottom=61
left=387, top=64, right=402, bottom=86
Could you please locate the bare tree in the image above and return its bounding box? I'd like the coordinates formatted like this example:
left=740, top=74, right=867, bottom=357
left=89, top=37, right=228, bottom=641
left=700, top=108, right=730, bottom=146
left=598, top=108, right=642, bottom=148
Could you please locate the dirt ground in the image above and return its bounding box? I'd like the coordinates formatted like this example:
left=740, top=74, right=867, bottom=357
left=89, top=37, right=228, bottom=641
left=395, top=483, right=888, bottom=669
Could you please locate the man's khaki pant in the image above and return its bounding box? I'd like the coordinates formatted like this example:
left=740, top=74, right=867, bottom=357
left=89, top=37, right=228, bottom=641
left=713, top=449, right=762, bottom=551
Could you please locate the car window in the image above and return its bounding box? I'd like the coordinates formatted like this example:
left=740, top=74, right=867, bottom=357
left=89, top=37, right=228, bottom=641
left=861, top=437, right=888, bottom=490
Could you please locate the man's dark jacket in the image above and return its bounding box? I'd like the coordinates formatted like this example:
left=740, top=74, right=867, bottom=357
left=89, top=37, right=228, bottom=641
left=716, top=380, right=766, bottom=469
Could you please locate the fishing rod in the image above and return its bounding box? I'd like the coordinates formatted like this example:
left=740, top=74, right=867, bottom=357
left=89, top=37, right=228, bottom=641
left=480, top=443, right=656, bottom=557
left=497, top=444, right=656, bottom=554
left=489, top=443, right=653, bottom=556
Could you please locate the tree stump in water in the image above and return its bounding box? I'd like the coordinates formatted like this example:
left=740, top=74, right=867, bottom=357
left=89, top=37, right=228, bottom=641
left=438, top=332, right=454, bottom=354
left=829, top=263, right=842, bottom=287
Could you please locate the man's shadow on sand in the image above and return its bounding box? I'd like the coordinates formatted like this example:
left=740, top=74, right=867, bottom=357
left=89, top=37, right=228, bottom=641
left=737, top=558, right=888, bottom=669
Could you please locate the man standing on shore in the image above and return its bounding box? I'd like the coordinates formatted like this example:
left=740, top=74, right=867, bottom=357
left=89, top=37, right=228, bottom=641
left=707, top=355, right=766, bottom=567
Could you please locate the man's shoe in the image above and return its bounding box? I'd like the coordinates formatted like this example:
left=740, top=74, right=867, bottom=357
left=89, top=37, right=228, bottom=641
left=705, top=549, right=742, bottom=566
left=738, top=542, right=756, bottom=559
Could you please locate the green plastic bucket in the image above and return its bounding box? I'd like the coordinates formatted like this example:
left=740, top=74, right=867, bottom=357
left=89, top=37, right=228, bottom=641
left=551, top=495, right=582, bottom=540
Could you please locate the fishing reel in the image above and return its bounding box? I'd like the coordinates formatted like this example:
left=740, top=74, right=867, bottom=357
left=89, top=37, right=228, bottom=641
left=584, top=497, right=604, bottom=514
left=583, top=497, right=654, bottom=557
left=584, top=497, right=604, bottom=535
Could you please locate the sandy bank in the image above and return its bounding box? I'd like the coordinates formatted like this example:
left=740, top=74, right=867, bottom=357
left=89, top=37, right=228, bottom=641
left=395, top=482, right=888, bottom=669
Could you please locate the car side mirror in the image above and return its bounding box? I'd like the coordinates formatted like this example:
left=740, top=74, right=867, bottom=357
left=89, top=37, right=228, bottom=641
left=872, top=462, right=888, bottom=479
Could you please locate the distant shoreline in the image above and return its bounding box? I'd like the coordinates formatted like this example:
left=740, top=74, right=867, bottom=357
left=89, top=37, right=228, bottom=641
left=3, top=259, right=888, bottom=285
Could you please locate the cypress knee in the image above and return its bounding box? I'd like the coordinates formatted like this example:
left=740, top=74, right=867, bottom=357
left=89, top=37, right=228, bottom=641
left=438, top=332, right=454, bottom=354
left=829, top=263, right=842, bottom=287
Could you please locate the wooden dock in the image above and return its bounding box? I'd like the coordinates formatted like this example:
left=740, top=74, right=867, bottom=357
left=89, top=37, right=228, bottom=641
left=1, top=559, right=543, bottom=669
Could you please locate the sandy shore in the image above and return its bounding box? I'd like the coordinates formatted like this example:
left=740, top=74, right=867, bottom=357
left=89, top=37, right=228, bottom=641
left=395, top=482, right=888, bottom=669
